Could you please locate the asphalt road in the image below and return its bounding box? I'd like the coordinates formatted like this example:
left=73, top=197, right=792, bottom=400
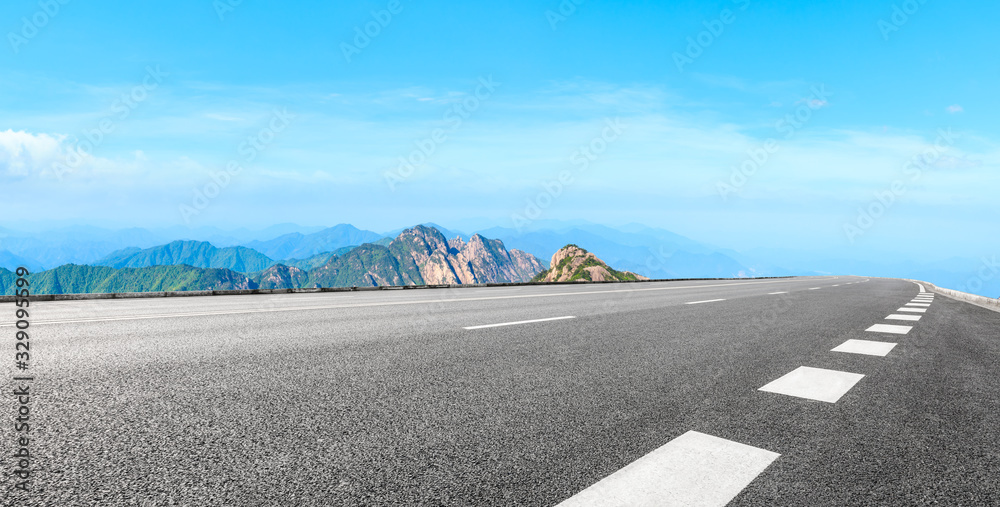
left=2, top=276, right=999, bottom=506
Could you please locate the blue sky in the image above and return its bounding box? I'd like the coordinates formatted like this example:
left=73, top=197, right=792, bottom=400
left=1, top=0, right=997, bottom=261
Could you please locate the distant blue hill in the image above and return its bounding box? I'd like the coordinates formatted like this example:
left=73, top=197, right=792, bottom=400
left=474, top=223, right=756, bottom=278
left=244, top=224, right=383, bottom=259
left=0, top=226, right=169, bottom=268
left=0, top=249, right=45, bottom=272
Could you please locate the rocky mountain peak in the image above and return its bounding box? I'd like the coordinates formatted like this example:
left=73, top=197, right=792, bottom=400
left=532, top=244, right=647, bottom=283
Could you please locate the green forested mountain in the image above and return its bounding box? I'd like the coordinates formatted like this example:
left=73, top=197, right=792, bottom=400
left=280, top=246, right=356, bottom=271
left=0, top=264, right=257, bottom=295
left=308, top=243, right=426, bottom=287
left=531, top=245, right=647, bottom=283
left=0, top=268, right=16, bottom=294
left=96, top=240, right=276, bottom=273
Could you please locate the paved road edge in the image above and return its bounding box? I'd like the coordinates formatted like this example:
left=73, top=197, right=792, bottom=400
left=0, top=276, right=795, bottom=303
left=910, top=278, right=1000, bottom=313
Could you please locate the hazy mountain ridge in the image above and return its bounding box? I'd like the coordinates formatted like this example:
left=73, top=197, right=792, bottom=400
left=245, top=224, right=383, bottom=260
left=96, top=240, right=276, bottom=273
left=472, top=224, right=754, bottom=278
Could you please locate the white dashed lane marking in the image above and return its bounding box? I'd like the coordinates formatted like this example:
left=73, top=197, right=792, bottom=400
left=831, top=339, right=898, bottom=357
left=463, top=316, right=575, bottom=330
left=685, top=299, right=726, bottom=305
left=759, top=366, right=865, bottom=403
left=767, top=292, right=788, bottom=295
left=886, top=314, right=921, bottom=321
left=808, top=287, right=821, bottom=290
left=556, top=431, right=780, bottom=507
left=905, top=303, right=931, bottom=307
left=897, top=307, right=927, bottom=313
left=4, top=277, right=832, bottom=328
left=866, top=323, right=913, bottom=335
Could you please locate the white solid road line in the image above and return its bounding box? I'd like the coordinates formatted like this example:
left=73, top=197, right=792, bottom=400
left=463, top=316, right=575, bottom=330
left=866, top=323, right=913, bottom=334
left=831, top=339, right=898, bottom=357
left=897, top=307, right=927, bottom=313
left=917, top=283, right=926, bottom=292
left=885, top=314, right=921, bottom=321
left=685, top=299, right=726, bottom=305
left=556, top=431, right=779, bottom=507
left=3, top=277, right=842, bottom=327
left=759, top=366, right=865, bottom=403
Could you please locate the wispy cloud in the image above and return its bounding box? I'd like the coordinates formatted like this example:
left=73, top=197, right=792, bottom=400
left=946, top=104, right=964, bottom=114
left=204, top=113, right=245, bottom=122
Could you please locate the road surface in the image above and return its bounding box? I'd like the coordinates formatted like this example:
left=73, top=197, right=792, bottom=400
left=3, top=276, right=999, bottom=505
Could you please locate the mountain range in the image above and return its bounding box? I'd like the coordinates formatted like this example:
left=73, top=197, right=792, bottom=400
left=95, top=241, right=276, bottom=273
left=1, top=220, right=996, bottom=298
left=1, top=226, right=546, bottom=295
left=261, top=225, right=544, bottom=289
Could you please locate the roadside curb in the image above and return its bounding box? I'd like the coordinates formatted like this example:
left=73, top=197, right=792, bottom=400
left=910, top=279, right=1000, bottom=314
left=0, top=276, right=795, bottom=303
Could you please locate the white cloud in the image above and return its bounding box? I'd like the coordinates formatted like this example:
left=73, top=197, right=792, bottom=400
left=0, top=129, right=147, bottom=180
left=0, top=130, right=70, bottom=177
left=946, top=104, right=964, bottom=114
